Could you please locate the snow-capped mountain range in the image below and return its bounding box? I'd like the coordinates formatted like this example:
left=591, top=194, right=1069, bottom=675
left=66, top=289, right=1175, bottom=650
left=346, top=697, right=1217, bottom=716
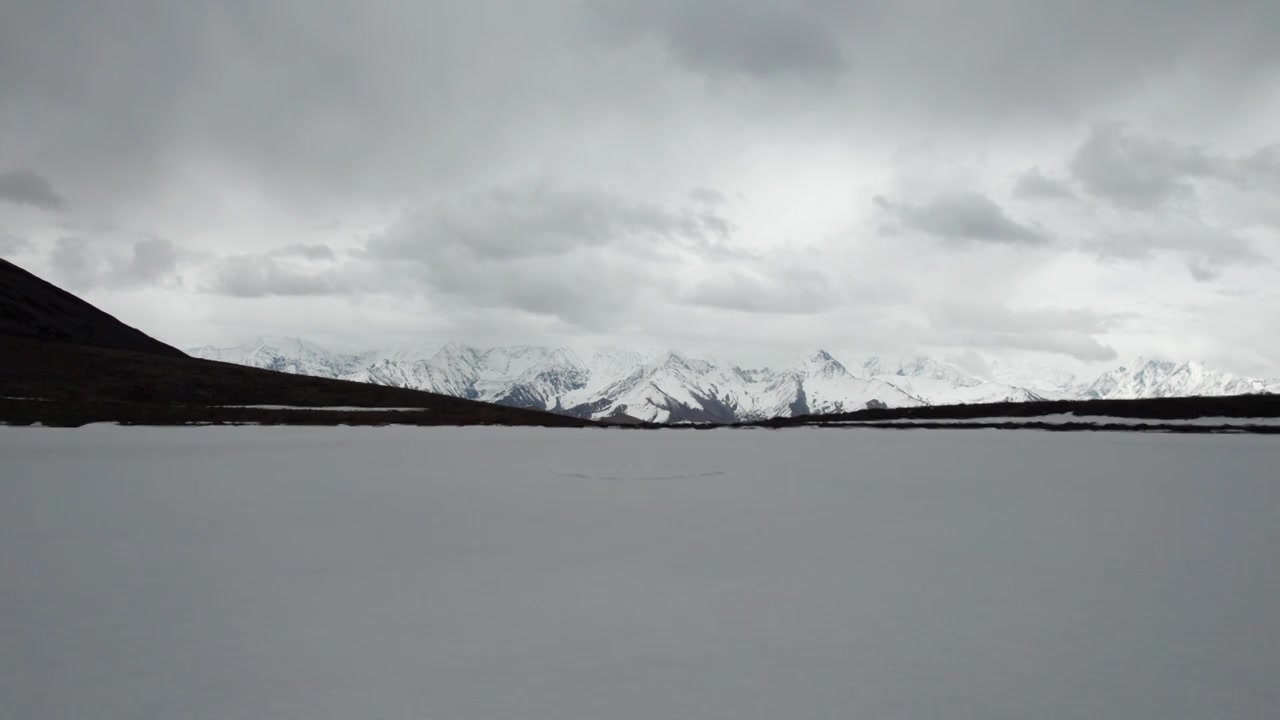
left=187, top=337, right=1280, bottom=423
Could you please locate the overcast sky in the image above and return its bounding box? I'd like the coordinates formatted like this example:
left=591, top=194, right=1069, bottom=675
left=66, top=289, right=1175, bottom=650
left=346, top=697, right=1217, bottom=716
left=2, top=0, right=1279, bottom=373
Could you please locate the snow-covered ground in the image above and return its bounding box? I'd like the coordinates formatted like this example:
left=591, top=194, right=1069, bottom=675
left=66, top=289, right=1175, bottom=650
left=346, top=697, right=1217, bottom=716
left=835, top=413, right=1280, bottom=427
left=3, top=427, right=1279, bottom=720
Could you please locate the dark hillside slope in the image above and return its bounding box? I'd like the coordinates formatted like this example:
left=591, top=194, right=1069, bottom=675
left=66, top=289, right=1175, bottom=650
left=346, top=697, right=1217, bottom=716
left=0, top=336, right=591, bottom=426
left=0, top=260, right=590, bottom=427
left=0, top=258, right=184, bottom=357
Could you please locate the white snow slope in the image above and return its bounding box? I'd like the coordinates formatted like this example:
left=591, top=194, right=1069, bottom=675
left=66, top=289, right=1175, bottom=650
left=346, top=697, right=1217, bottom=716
left=4, top=426, right=1279, bottom=720
left=188, top=337, right=1280, bottom=422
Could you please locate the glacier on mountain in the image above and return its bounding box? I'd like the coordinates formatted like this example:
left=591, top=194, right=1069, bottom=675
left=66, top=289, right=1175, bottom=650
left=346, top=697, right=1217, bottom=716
left=187, top=337, right=1279, bottom=423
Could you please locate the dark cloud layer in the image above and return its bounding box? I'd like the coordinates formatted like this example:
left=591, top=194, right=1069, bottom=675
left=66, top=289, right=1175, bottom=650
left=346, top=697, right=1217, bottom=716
left=361, top=184, right=742, bottom=327
left=5, top=0, right=1277, bottom=205
left=595, top=0, right=1280, bottom=124
left=0, top=169, right=64, bottom=210
left=209, top=255, right=348, bottom=299
left=1012, top=169, right=1077, bottom=201
left=1072, top=124, right=1280, bottom=209
left=0, top=232, right=31, bottom=255
left=930, top=303, right=1120, bottom=362
left=1082, top=218, right=1265, bottom=284
left=49, top=236, right=179, bottom=291
left=368, top=185, right=734, bottom=263
left=2, top=0, right=1279, bottom=368
left=269, top=244, right=337, bottom=261
left=880, top=193, right=1049, bottom=246
left=593, top=0, right=847, bottom=80
left=680, top=264, right=835, bottom=315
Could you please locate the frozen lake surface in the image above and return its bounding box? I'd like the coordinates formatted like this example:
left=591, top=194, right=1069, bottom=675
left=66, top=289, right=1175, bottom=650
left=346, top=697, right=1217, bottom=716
left=3, top=426, right=1279, bottom=720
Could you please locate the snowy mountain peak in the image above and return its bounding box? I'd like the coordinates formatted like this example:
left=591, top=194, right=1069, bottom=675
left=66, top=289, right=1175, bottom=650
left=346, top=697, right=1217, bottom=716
left=892, top=356, right=981, bottom=386
left=189, top=336, right=366, bottom=378
left=187, top=338, right=1279, bottom=422
left=381, top=339, right=444, bottom=363
left=985, top=359, right=1078, bottom=396
left=241, top=336, right=328, bottom=358
left=859, top=356, right=887, bottom=376
left=805, top=349, right=838, bottom=363
left=648, top=350, right=714, bottom=375
left=789, top=349, right=847, bottom=376
left=1082, top=357, right=1273, bottom=400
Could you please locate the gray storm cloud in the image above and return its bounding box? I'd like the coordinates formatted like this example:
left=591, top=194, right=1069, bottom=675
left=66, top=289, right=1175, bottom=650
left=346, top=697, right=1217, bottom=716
left=0, top=169, right=65, bottom=211
left=1, top=0, right=1278, bottom=371
left=880, top=193, right=1050, bottom=246
left=592, top=0, right=847, bottom=80
left=0, top=232, right=32, bottom=255
left=49, top=236, right=181, bottom=291
left=210, top=256, right=348, bottom=299
left=1071, top=123, right=1280, bottom=209
left=929, top=303, right=1120, bottom=362
left=1012, top=169, right=1077, bottom=202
